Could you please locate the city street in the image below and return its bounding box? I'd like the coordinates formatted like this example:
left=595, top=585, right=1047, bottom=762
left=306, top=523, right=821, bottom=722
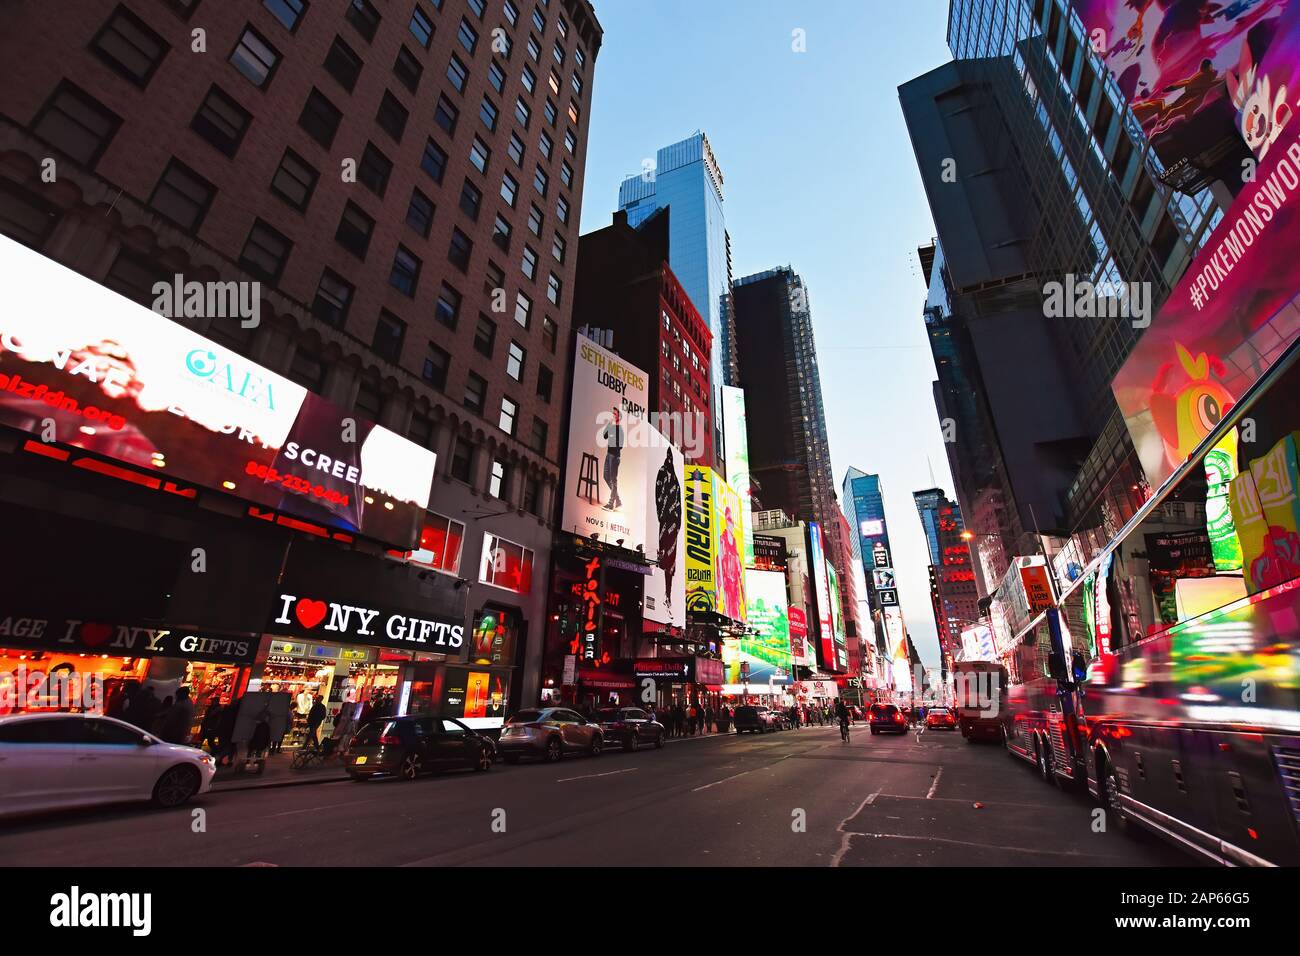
left=1, top=726, right=1188, bottom=867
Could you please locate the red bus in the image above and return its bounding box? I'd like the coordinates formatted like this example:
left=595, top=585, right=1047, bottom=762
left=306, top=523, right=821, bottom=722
left=950, top=659, right=1008, bottom=742
left=999, top=344, right=1300, bottom=866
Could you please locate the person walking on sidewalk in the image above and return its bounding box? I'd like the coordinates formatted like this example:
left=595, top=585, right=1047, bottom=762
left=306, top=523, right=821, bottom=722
left=304, top=694, right=327, bottom=751
left=158, top=687, right=195, bottom=744
left=199, top=699, right=223, bottom=753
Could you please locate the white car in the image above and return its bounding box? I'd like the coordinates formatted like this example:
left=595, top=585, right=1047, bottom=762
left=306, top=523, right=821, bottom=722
left=0, top=713, right=216, bottom=817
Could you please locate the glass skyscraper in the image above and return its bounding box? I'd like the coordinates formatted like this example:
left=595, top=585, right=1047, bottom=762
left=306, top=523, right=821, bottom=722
left=618, top=133, right=733, bottom=453
left=945, top=0, right=1226, bottom=530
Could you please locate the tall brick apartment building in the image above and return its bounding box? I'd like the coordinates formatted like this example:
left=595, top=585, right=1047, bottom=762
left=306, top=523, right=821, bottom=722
left=0, top=0, right=601, bottom=713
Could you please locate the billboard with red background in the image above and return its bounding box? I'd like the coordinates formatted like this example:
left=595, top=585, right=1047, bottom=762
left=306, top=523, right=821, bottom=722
left=1112, top=112, right=1300, bottom=489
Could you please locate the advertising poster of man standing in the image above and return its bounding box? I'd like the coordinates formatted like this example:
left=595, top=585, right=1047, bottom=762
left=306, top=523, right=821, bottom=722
left=562, top=334, right=651, bottom=550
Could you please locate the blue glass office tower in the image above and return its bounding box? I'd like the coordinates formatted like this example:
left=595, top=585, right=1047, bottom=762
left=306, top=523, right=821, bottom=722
left=618, top=133, right=733, bottom=456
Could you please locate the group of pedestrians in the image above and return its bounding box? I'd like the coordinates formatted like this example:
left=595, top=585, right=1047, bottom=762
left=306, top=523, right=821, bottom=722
left=786, top=702, right=836, bottom=727
left=107, top=684, right=196, bottom=745
left=641, top=701, right=733, bottom=737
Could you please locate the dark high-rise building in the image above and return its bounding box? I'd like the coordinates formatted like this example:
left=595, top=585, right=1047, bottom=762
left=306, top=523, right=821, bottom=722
left=572, top=208, right=713, bottom=463
left=0, top=0, right=602, bottom=711
left=913, top=488, right=979, bottom=668
left=902, top=0, right=1230, bottom=588
left=731, top=266, right=835, bottom=537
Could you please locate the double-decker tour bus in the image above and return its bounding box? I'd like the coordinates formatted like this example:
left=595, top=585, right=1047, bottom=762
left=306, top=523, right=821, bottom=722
left=997, top=342, right=1300, bottom=866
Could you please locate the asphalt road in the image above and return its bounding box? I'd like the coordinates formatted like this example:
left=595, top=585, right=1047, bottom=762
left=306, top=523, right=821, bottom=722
left=1, top=724, right=1192, bottom=866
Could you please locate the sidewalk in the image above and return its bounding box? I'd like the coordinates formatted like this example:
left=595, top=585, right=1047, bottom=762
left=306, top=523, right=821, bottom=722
left=210, top=751, right=350, bottom=793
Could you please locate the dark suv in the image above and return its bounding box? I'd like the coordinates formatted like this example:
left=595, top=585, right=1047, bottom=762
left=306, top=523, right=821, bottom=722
left=347, top=716, right=493, bottom=780
left=868, top=703, right=908, bottom=735
left=733, top=705, right=777, bottom=734
left=596, top=707, right=666, bottom=752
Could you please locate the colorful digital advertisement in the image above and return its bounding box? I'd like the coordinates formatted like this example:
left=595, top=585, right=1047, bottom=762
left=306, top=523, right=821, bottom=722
left=1073, top=0, right=1287, bottom=176
left=712, top=470, right=747, bottom=623
left=722, top=568, right=792, bottom=685
left=684, top=465, right=717, bottom=614
left=0, top=236, right=435, bottom=548
left=643, top=421, right=686, bottom=628
left=721, top=385, right=754, bottom=566
left=1111, top=98, right=1300, bottom=491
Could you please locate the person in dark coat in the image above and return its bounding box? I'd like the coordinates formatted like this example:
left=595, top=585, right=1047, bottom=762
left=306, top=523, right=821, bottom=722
left=108, top=682, right=137, bottom=721
left=199, top=699, right=224, bottom=753
left=158, top=687, right=195, bottom=744
left=129, top=686, right=160, bottom=733
left=304, top=694, right=327, bottom=750
left=215, top=698, right=240, bottom=766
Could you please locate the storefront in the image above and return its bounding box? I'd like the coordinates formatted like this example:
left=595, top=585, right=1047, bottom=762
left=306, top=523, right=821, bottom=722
left=0, top=613, right=259, bottom=738
left=400, top=604, right=523, bottom=731
left=630, top=656, right=725, bottom=712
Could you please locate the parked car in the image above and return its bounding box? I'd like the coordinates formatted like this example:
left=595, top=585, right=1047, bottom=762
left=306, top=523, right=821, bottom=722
left=869, top=703, right=909, bottom=735
left=596, top=707, right=666, bottom=752
left=925, top=707, right=958, bottom=730
left=497, top=707, right=602, bottom=762
left=346, top=716, right=493, bottom=780
left=0, top=713, right=215, bottom=817
left=733, top=705, right=777, bottom=734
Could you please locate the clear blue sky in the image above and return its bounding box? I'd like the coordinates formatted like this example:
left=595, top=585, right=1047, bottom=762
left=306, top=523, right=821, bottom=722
left=578, top=0, right=955, bottom=667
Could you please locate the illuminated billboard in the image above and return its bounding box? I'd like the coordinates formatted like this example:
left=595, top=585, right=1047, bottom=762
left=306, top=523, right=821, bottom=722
left=721, top=385, right=754, bottom=566
left=0, top=236, right=435, bottom=548
left=807, top=522, right=843, bottom=673
left=882, top=606, right=911, bottom=693
left=860, top=518, right=885, bottom=537
left=722, top=568, right=793, bottom=685
left=562, top=333, right=651, bottom=550
left=712, top=471, right=747, bottom=622
left=960, top=623, right=996, bottom=662
left=826, top=562, right=848, bottom=671
left=1112, top=77, right=1300, bottom=491
left=1075, top=0, right=1281, bottom=183
left=643, top=422, right=686, bottom=628
left=684, top=466, right=716, bottom=614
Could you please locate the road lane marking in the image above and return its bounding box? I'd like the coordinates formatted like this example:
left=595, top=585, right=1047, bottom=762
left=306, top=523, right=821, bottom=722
left=836, top=831, right=1125, bottom=860
left=830, top=788, right=882, bottom=867
left=691, top=769, right=754, bottom=792
left=926, top=767, right=943, bottom=799
left=555, top=768, right=639, bottom=783
left=869, top=793, right=1056, bottom=809
left=266, top=799, right=378, bottom=818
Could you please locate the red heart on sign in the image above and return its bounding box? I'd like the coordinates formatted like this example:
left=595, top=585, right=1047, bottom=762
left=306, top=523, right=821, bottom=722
left=81, top=622, right=113, bottom=647
left=295, top=599, right=327, bottom=629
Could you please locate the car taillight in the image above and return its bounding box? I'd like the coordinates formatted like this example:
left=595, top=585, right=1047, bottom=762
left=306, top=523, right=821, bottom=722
left=378, top=734, right=402, bottom=745
left=894, top=714, right=904, bottom=723
left=349, top=736, right=360, bottom=747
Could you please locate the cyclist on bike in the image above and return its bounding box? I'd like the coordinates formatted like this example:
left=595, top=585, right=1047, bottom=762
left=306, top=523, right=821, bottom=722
left=835, top=699, right=850, bottom=741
